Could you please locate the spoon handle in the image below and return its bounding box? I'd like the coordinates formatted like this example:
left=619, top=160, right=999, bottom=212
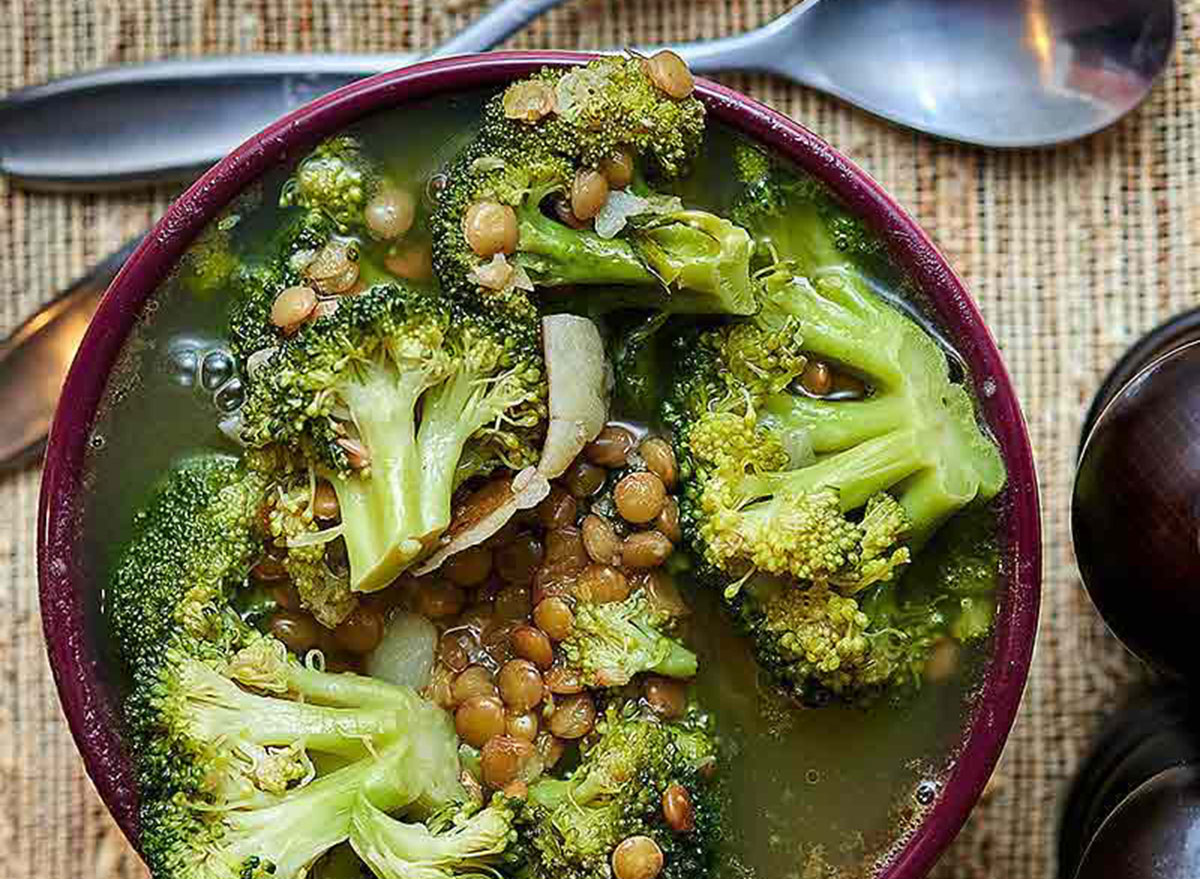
left=0, top=0, right=569, bottom=191
left=659, top=0, right=819, bottom=79
left=431, top=0, right=570, bottom=58
left=0, top=239, right=141, bottom=470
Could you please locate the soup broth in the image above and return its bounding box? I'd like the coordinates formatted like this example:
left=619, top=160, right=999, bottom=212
left=82, top=90, right=999, bottom=879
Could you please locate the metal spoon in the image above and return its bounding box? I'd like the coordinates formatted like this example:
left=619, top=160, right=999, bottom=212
left=0, top=0, right=1178, bottom=188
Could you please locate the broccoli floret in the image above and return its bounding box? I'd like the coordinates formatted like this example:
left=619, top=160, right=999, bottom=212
left=560, top=592, right=698, bottom=688
left=238, top=282, right=547, bottom=592
left=517, top=707, right=720, bottom=879
left=349, top=794, right=521, bottom=879
left=669, top=269, right=1003, bottom=587
left=280, top=135, right=380, bottom=233
left=665, top=169, right=1005, bottom=704
left=108, top=456, right=467, bottom=879
left=430, top=57, right=754, bottom=319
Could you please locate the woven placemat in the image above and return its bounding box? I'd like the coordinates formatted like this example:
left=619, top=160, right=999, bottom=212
left=4, top=0, right=1194, bottom=876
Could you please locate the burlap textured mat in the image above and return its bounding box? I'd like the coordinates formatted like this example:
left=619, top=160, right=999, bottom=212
left=4, top=1, right=1195, bottom=876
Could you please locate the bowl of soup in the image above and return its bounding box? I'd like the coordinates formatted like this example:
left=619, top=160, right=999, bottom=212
left=38, top=52, right=1039, bottom=879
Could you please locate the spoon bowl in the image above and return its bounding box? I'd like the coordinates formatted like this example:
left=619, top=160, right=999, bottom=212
left=679, top=0, right=1178, bottom=148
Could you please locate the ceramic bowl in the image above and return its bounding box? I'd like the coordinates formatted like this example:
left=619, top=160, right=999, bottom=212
left=37, top=51, right=1041, bottom=879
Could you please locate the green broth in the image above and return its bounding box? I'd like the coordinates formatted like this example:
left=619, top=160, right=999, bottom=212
left=81, top=93, right=999, bottom=879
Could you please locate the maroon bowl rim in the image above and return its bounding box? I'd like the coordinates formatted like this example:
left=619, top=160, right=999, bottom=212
left=37, top=51, right=1040, bottom=878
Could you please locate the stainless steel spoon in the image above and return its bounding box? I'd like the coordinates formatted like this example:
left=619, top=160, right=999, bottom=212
left=0, top=0, right=1178, bottom=188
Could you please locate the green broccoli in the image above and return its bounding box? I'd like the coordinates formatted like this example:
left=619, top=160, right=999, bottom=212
left=237, top=282, right=546, bottom=592
left=108, top=455, right=466, bottom=879
left=560, top=592, right=698, bottom=688
left=430, top=57, right=755, bottom=319
left=346, top=706, right=720, bottom=879
left=663, top=157, right=1005, bottom=704
left=279, top=135, right=380, bottom=233
left=516, top=706, right=720, bottom=879
left=668, top=261, right=1003, bottom=589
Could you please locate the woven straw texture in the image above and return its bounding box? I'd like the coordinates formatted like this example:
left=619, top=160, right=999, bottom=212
left=3, top=0, right=1196, bottom=876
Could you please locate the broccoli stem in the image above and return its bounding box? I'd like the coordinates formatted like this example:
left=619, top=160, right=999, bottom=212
left=739, top=430, right=926, bottom=514
left=761, top=393, right=910, bottom=454
left=517, top=199, right=655, bottom=287
left=179, top=660, right=404, bottom=758
left=333, top=363, right=429, bottom=592
left=220, top=736, right=420, bottom=878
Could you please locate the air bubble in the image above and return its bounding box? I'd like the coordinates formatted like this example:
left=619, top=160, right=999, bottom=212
left=804, top=769, right=820, bottom=785
left=201, top=349, right=236, bottom=391
left=88, top=433, right=106, bottom=450
left=914, top=780, right=938, bottom=806
left=214, top=378, right=245, bottom=413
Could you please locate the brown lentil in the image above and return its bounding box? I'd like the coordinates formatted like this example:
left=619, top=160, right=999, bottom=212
left=614, top=472, right=668, bottom=524
left=800, top=361, right=833, bottom=396
left=585, top=425, right=636, bottom=468
left=544, top=665, right=585, bottom=695
left=537, top=486, right=578, bottom=529
left=417, top=581, right=466, bottom=620
left=643, top=676, right=688, bottom=718
left=645, top=49, right=694, bottom=99
left=364, top=187, right=416, bottom=240
left=639, top=437, right=678, bottom=488
left=577, top=564, right=630, bottom=604
left=924, top=637, right=960, bottom=684
left=496, top=533, right=545, bottom=584
left=270, top=285, right=318, bottom=333
left=570, top=169, right=610, bottom=221
left=511, top=625, right=554, bottom=669
left=497, top=659, right=544, bottom=712
left=505, top=710, right=540, bottom=743
left=444, top=546, right=494, bottom=587
left=268, top=611, right=320, bottom=654
left=655, top=497, right=682, bottom=543
left=439, top=631, right=473, bottom=672
left=622, top=531, right=674, bottom=569
left=480, top=735, right=541, bottom=788
left=333, top=605, right=385, bottom=654
left=464, top=201, right=518, bottom=257
left=582, top=514, right=622, bottom=565
left=533, top=597, right=575, bottom=641
left=662, top=783, right=695, bottom=832
left=542, top=526, right=589, bottom=573
left=562, top=458, right=607, bottom=498
left=612, top=837, right=664, bottom=879
left=452, top=665, right=498, bottom=704
left=455, top=695, right=507, bottom=748
left=312, top=480, right=340, bottom=520
left=601, top=150, right=635, bottom=189
left=548, top=692, right=597, bottom=739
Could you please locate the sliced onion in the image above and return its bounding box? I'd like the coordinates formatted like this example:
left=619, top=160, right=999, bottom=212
left=539, top=314, right=609, bottom=478
left=413, top=468, right=549, bottom=575
left=365, top=611, right=437, bottom=689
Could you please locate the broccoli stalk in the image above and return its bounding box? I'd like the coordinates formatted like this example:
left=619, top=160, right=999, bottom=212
left=561, top=592, right=698, bottom=688
left=431, top=58, right=755, bottom=319
left=239, top=283, right=546, bottom=592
